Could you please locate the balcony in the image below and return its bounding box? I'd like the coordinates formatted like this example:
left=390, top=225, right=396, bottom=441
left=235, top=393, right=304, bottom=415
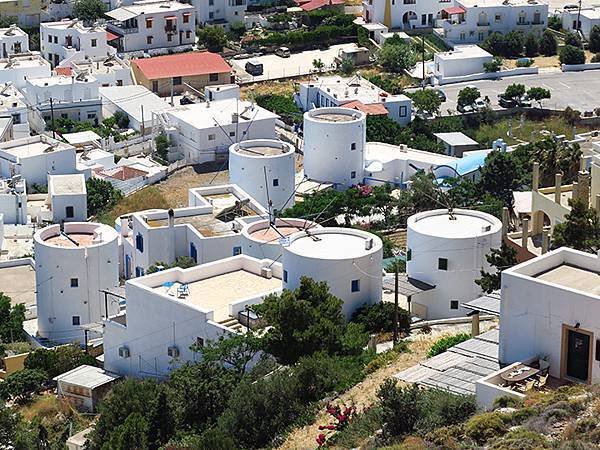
left=165, top=25, right=177, bottom=33
left=107, top=22, right=138, bottom=35
left=477, top=21, right=489, bottom=26
left=532, top=20, right=544, bottom=25
left=516, top=20, right=530, bottom=26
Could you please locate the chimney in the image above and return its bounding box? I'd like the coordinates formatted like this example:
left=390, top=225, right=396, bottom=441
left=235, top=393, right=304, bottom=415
left=578, top=170, right=590, bottom=205
left=532, top=162, right=540, bottom=192
left=168, top=208, right=175, bottom=228
left=521, top=217, right=529, bottom=249
left=554, top=173, right=562, bottom=203
left=542, top=226, right=550, bottom=254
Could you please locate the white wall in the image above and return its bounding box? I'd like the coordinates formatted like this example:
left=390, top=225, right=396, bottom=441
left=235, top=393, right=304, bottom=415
left=51, top=192, right=87, bottom=223
left=41, top=22, right=113, bottom=67
left=0, top=147, right=77, bottom=186
left=363, top=0, right=440, bottom=29
left=434, top=50, right=492, bottom=79
left=562, top=9, right=599, bottom=39
left=0, top=57, right=51, bottom=88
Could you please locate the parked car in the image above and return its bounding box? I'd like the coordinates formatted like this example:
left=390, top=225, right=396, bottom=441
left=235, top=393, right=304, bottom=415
left=498, top=94, right=518, bottom=108
left=434, top=89, right=447, bottom=102
left=275, top=47, right=290, bottom=58
left=245, top=60, right=264, bottom=76
left=473, top=98, right=487, bottom=112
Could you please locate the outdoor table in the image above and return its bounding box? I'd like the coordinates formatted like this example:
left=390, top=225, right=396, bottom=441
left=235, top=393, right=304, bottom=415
left=500, top=364, right=540, bottom=384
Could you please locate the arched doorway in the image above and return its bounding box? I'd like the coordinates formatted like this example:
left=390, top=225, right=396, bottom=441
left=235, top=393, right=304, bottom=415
left=402, top=11, right=417, bottom=28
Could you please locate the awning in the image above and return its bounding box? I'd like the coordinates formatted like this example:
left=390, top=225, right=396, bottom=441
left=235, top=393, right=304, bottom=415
left=106, top=8, right=138, bottom=21
left=443, top=6, right=466, bottom=14
left=462, top=291, right=501, bottom=316
left=383, top=274, right=435, bottom=297
left=106, top=31, right=120, bottom=41
left=164, top=15, right=177, bottom=20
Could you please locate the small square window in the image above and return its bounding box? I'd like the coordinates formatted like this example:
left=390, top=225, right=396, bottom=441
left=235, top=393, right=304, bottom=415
left=273, top=178, right=279, bottom=187
left=196, top=337, right=204, bottom=347
left=70, top=278, right=78, bottom=287
left=208, top=134, right=216, bottom=141
left=147, top=35, right=153, bottom=45
left=66, top=205, right=74, bottom=218
left=450, top=300, right=459, bottom=310
left=233, top=246, right=242, bottom=256
left=152, top=80, right=158, bottom=92
left=229, top=131, right=235, bottom=137
left=351, top=142, right=356, bottom=150
left=351, top=279, right=360, bottom=292
left=172, top=76, right=182, bottom=85
left=406, top=248, right=412, bottom=261
left=91, top=39, right=97, bottom=47
left=209, top=73, right=219, bottom=82
left=438, top=258, right=448, bottom=270
left=350, top=171, right=356, bottom=179
left=72, top=316, right=80, bottom=325
left=283, top=269, right=288, bottom=282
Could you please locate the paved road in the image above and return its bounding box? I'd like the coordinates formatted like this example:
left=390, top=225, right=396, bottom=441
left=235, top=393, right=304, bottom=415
left=230, top=43, right=358, bottom=83
left=429, top=70, right=600, bottom=114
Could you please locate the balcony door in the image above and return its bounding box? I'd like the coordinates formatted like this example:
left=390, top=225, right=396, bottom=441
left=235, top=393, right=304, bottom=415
left=561, top=325, right=593, bottom=383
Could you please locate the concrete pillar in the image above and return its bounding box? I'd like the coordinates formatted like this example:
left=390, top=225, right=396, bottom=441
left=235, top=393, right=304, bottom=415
left=554, top=173, right=562, bottom=203
left=578, top=170, right=590, bottom=206
left=572, top=181, right=579, bottom=204
left=501, top=207, right=509, bottom=237
left=542, top=226, right=550, bottom=254
left=580, top=155, right=586, bottom=172
left=596, top=194, right=600, bottom=220
left=591, top=158, right=600, bottom=204
left=532, top=162, right=540, bottom=192
left=521, top=217, right=529, bottom=249
left=471, top=312, right=480, bottom=337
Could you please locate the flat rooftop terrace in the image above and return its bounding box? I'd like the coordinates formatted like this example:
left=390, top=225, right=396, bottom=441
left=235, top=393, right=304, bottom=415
left=536, top=264, right=600, bottom=297
left=154, top=269, right=281, bottom=321
left=0, top=140, right=70, bottom=158
left=311, top=112, right=356, bottom=122
left=236, top=145, right=290, bottom=157
left=0, top=263, right=35, bottom=306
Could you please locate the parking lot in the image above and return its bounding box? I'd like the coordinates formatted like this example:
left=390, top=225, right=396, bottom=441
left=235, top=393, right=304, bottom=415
left=230, top=43, right=359, bottom=83
left=422, top=71, right=600, bottom=115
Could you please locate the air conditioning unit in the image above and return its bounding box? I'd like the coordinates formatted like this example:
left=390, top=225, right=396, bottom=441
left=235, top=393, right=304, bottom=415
left=118, top=346, right=130, bottom=358
left=261, top=267, right=272, bottom=279
left=167, top=345, right=180, bottom=358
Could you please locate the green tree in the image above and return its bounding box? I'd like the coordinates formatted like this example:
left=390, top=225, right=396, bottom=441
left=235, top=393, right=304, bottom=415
left=527, top=86, right=551, bottom=107
left=539, top=30, right=558, bottom=56
left=86, top=177, right=123, bottom=217
left=589, top=25, right=600, bottom=53
left=312, top=58, right=324, bottom=71
left=24, top=344, right=96, bottom=379
left=105, top=413, right=150, bottom=450
left=482, top=32, right=504, bottom=55
left=503, top=31, right=524, bottom=57
left=478, top=150, right=519, bottom=206
left=199, top=333, right=262, bottom=376
left=483, top=57, right=502, bottom=72
left=0, top=293, right=24, bottom=343
left=147, top=390, right=175, bottom=450
left=553, top=199, right=600, bottom=252
left=474, top=242, right=518, bottom=293
left=167, top=361, right=237, bottom=433
left=73, top=0, right=107, bottom=22
left=112, top=110, right=130, bottom=129
left=548, top=15, right=562, bottom=31
left=559, top=45, right=585, bottom=64
left=0, top=369, right=47, bottom=403
left=0, top=402, right=19, bottom=446
left=410, top=89, right=442, bottom=116
left=147, top=256, right=197, bottom=274
left=339, top=57, right=355, bottom=75
left=253, top=277, right=346, bottom=364
left=197, top=26, right=227, bottom=52
left=504, top=83, right=526, bottom=101
left=564, top=30, right=583, bottom=48
left=154, top=132, right=170, bottom=161
left=351, top=301, right=410, bottom=334
left=524, top=32, right=539, bottom=56
left=457, top=86, right=480, bottom=108
left=377, top=40, right=416, bottom=72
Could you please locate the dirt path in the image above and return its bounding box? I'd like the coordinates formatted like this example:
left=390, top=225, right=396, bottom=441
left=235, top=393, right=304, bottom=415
left=278, top=336, right=436, bottom=450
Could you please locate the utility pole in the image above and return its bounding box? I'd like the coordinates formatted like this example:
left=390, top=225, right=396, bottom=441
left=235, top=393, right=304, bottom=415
left=393, top=253, right=399, bottom=344
left=170, top=77, right=174, bottom=106
left=140, top=104, right=145, bottom=136
left=84, top=329, right=89, bottom=354
left=421, top=34, right=426, bottom=90
left=576, top=0, right=582, bottom=33
left=50, top=97, right=56, bottom=139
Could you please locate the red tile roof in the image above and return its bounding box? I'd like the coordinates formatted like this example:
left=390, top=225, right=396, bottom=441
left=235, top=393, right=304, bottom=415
left=100, top=166, right=148, bottom=181
left=341, top=100, right=388, bottom=115
left=295, top=0, right=344, bottom=11
left=55, top=67, right=72, bottom=76
left=132, top=51, right=231, bottom=80
left=443, top=6, right=466, bottom=14
left=106, top=31, right=120, bottom=42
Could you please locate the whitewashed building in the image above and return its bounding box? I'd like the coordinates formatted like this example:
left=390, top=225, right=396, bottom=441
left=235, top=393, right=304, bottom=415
left=105, top=0, right=196, bottom=54
left=34, top=222, right=120, bottom=345
left=296, top=75, right=412, bottom=126
left=47, top=174, right=87, bottom=223
left=62, top=55, right=132, bottom=88
left=439, top=0, right=548, bottom=44
left=0, top=176, right=27, bottom=224
left=499, top=247, right=600, bottom=385
left=406, top=208, right=502, bottom=319
left=0, top=25, right=29, bottom=57
left=434, top=45, right=493, bottom=82
left=0, top=53, right=51, bottom=88
left=0, top=135, right=77, bottom=186
left=118, top=184, right=268, bottom=279
left=0, top=83, right=30, bottom=139
left=562, top=7, right=600, bottom=39
left=40, top=20, right=115, bottom=68
left=155, top=99, right=279, bottom=164
left=24, top=74, right=102, bottom=132
left=229, top=139, right=295, bottom=213
left=104, top=255, right=282, bottom=378
left=193, top=0, right=247, bottom=28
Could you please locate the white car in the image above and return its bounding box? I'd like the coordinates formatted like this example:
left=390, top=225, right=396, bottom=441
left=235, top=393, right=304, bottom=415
left=474, top=98, right=487, bottom=112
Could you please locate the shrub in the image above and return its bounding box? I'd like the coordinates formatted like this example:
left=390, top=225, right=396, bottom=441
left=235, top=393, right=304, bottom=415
left=483, top=57, right=502, bottom=72
left=592, top=53, right=600, bottom=63
left=589, top=25, right=600, bottom=53
left=351, top=302, right=410, bottom=334
left=517, top=58, right=534, bottom=67
left=364, top=342, right=410, bottom=374
left=416, top=389, right=477, bottom=434
left=86, top=177, right=123, bottom=217
left=524, top=33, right=539, bottom=56
left=328, top=406, right=382, bottom=448
left=0, top=369, right=47, bottom=403
left=427, top=333, right=471, bottom=357
left=377, top=40, right=416, bottom=72
left=489, top=428, right=549, bottom=450
left=154, top=133, right=170, bottom=161
left=255, top=94, right=303, bottom=125
left=197, top=26, right=227, bottom=52
left=377, top=379, right=420, bottom=437
left=503, top=31, right=524, bottom=57
left=457, top=86, right=480, bottom=108
left=493, top=394, right=524, bottom=409
left=539, top=30, right=558, bottom=56
left=560, top=45, right=585, bottom=65
left=424, top=425, right=463, bottom=449
left=464, top=412, right=507, bottom=444
left=564, top=31, right=583, bottom=48
left=548, top=15, right=562, bottom=31
left=24, top=344, right=96, bottom=379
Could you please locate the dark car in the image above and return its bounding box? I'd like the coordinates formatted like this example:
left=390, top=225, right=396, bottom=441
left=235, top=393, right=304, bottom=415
left=498, top=94, right=518, bottom=108
left=434, top=89, right=447, bottom=102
